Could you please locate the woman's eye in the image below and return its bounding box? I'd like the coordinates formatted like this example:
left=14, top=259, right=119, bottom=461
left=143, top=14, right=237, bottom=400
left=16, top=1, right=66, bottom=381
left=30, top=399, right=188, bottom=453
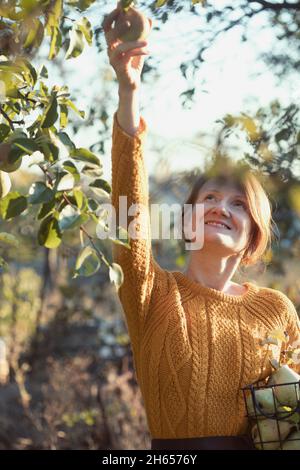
left=205, top=194, right=215, bottom=200
left=234, top=201, right=245, bottom=208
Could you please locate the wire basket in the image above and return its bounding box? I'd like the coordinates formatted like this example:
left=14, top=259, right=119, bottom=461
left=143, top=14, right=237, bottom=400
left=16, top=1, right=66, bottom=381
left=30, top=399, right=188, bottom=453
left=242, top=379, right=300, bottom=450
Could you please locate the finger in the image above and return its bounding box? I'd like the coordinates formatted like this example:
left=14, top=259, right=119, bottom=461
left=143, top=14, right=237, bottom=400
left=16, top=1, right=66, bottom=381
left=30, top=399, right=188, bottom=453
left=113, top=49, right=149, bottom=65
left=112, top=40, right=148, bottom=54
left=123, top=48, right=149, bottom=58
left=110, top=44, right=148, bottom=62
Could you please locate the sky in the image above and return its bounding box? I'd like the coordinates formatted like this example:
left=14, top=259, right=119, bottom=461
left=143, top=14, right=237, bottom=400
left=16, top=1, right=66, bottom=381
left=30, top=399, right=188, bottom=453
left=27, top=1, right=300, bottom=181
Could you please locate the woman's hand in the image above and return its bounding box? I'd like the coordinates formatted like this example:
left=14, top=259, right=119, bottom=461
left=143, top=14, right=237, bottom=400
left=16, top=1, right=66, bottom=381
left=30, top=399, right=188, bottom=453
left=102, top=3, right=152, bottom=92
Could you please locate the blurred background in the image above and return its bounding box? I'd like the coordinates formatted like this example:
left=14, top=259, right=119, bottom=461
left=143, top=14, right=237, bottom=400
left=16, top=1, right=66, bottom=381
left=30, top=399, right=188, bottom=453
left=0, top=0, right=300, bottom=449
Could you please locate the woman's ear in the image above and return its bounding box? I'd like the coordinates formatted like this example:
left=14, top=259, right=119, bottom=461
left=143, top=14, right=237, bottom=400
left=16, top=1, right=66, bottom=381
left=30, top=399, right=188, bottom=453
left=148, top=18, right=153, bottom=30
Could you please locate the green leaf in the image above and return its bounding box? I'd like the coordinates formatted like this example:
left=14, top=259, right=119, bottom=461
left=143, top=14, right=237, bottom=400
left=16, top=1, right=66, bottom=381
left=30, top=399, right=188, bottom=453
left=59, top=211, right=89, bottom=231
left=76, top=17, right=93, bottom=46
left=70, top=148, right=101, bottom=166
left=46, top=142, right=60, bottom=162
left=89, top=178, right=111, bottom=195
left=22, top=18, right=44, bottom=50
left=28, top=182, right=54, bottom=204
left=38, top=215, right=62, bottom=248
left=38, top=199, right=56, bottom=220
left=275, top=128, right=291, bottom=143
left=0, top=192, right=27, bottom=220
left=59, top=103, right=68, bottom=128
left=41, top=94, right=59, bottom=128
left=16, top=58, right=38, bottom=87
left=65, top=0, right=96, bottom=12
left=155, top=0, right=168, bottom=7
left=65, top=27, right=85, bottom=59
left=48, top=27, right=62, bottom=60
left=35, top=130, right=59, bottom=162
left=65, top=99, right=85, bottom=119
left=73, top=188, right=84, bottom=209
left=57, top=132, right=75, bottom=151
left=73, top=246, right=100, bottom=278
left=110, top=237, right=130, bottom=250
left=63, top=160, right=80, bottom=183
left=38, top=65, right=48, bottom=79
left=90, top=213, right=99, bottom=224
left=224, top=114, right=236, bottom=127
left=109, top=263, right=124, bottom=290
left=87, top=198, right=98, bottom=211
left=12, top=137, right=39, bottom=155
left=110, top=226, right=130, bottom=249
left=82, top=164, right=103, bottom=178
left=268, top=329, right=288, bottom=343
left=0, top=61, right=22, bottom=73
left=0, top=124, right=11, bottom=142
left=56, top=173, right=75, bottom=191
left=39, top=80, right=49, bottom=97
left=0, top=232, right=19, bottom=247
left=45, top=0, right=62, bottom=32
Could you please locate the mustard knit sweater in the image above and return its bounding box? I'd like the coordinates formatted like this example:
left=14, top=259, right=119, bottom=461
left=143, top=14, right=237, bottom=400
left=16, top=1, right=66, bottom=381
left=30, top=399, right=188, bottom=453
left=111, top=112, right=300, bottom=439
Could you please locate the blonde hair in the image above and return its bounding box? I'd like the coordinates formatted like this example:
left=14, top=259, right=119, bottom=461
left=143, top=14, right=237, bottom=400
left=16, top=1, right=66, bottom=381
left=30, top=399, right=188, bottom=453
left=181, top=156, right=277, bottom=267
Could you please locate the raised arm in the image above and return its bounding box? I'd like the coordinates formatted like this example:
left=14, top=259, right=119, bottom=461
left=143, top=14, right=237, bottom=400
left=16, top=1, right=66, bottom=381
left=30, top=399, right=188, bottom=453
left=103, top=5, right=156, bottom=349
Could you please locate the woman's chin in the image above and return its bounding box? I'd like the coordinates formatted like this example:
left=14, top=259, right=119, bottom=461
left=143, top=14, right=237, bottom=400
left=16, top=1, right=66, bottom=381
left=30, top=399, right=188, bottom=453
left=203, top=236, right=234, bottom=251
left=204, top=233, right=231, bottom=244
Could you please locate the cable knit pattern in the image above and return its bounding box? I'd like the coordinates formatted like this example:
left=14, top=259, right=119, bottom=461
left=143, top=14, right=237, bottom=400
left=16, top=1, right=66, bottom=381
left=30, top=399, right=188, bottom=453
left=111, top=112, right=300, bottom=439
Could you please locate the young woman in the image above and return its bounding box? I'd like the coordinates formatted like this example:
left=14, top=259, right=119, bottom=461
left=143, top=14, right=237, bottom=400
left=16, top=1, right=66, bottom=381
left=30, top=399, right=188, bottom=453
left=103, top=5, right=300, bottom=450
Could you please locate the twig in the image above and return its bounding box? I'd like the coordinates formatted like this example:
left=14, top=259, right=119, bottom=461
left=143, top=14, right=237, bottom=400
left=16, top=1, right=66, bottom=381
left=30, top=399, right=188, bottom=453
left=62, top=15, right=75, bottom=22
left=80, top=225, right=110, bottom=268
left=38, top=164, right=54, bottom=186
left=62, top=192, right=109, bottom=267
left=0, top=107, right=15, bottom=130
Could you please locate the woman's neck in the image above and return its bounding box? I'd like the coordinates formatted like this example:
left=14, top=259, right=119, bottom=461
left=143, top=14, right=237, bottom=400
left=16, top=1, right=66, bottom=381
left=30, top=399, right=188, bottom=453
left=184, top=250, right=243, bottom=294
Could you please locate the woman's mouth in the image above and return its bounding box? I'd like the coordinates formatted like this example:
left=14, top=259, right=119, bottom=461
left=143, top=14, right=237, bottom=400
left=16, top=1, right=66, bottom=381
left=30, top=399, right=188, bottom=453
left=205, top=221, right=231, bottom=230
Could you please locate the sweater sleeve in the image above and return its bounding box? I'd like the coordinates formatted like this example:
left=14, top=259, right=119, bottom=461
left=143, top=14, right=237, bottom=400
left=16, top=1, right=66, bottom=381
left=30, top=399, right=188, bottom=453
left=110, top=111, right=157, bottom=350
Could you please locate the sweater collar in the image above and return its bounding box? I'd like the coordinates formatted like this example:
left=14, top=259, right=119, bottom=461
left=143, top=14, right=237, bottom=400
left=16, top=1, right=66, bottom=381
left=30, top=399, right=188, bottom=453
left=172, top=271, right=259, bottom=305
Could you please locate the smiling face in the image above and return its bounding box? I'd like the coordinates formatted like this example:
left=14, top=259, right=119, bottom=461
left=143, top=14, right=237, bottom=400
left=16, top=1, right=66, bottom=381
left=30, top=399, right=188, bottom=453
left=192, top=178, right=253, bottom=258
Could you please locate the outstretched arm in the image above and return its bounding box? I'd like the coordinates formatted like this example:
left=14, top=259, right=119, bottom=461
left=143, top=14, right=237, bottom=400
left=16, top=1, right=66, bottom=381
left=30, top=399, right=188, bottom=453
left=103, top=5, right=156, bottom=351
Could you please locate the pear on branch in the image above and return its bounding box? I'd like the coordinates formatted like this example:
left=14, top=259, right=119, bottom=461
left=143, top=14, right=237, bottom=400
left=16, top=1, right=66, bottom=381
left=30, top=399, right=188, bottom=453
left=111, top=1, right=152, bottom=43
left=0, top=142, right=22, bottom=173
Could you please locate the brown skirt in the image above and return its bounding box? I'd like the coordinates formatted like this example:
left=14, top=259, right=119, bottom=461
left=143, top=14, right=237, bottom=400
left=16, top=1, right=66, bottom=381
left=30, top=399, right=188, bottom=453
left=151, top=435, right=255, bottom=450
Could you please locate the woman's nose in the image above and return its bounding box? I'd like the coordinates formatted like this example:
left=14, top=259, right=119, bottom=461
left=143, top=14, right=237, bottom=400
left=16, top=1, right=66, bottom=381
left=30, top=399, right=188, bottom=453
left=211, top=203, right=230, bottom=217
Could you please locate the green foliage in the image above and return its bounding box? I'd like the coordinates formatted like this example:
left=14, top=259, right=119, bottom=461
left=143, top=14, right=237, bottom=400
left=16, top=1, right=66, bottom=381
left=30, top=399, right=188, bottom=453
left=0, top=0, right=123, bottom=287
left=109, top=263, right=124, bottom=291
left=73, top=246, right=100, bottom=278
left=0, top=0, right=299, bottom=289
left=0, top=191, right=28, bottom=219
